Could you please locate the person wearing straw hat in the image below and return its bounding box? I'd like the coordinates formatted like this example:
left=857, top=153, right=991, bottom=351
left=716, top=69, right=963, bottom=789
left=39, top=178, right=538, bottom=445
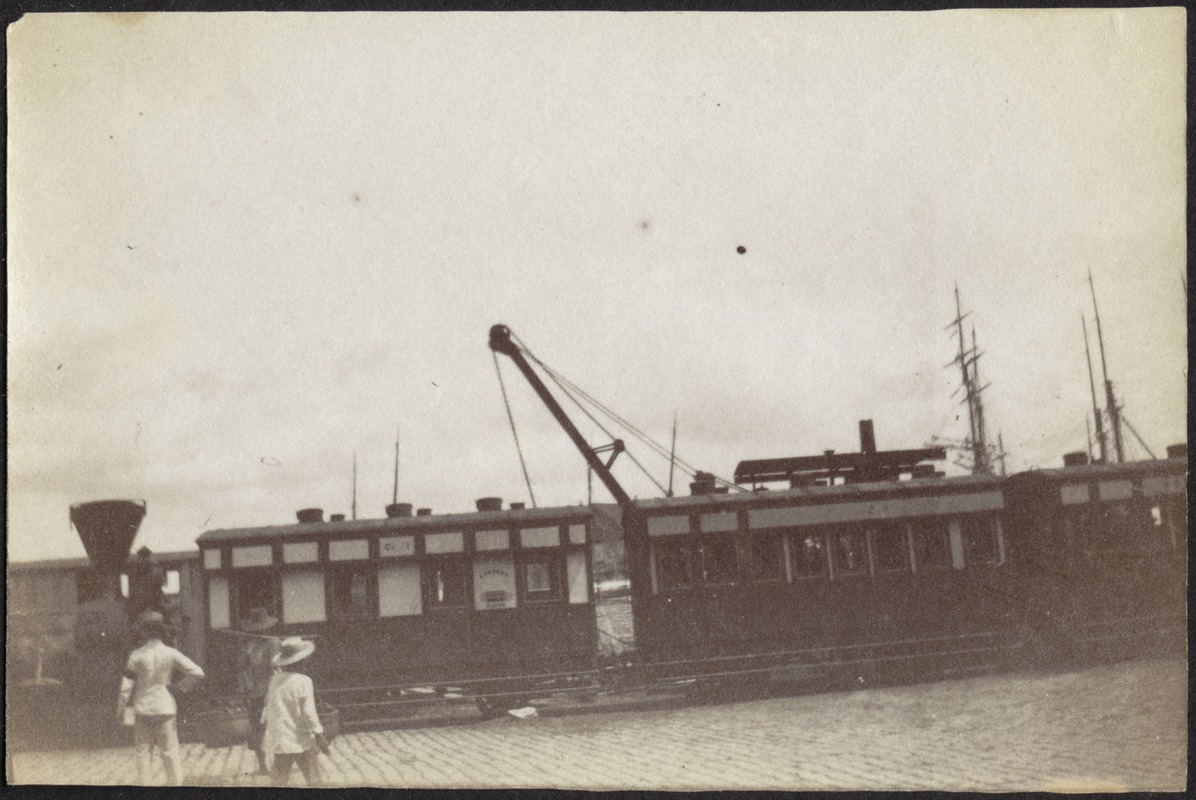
left=237, top=608, right=280, bottom=775
left=261, top=636, right=329, bottom=786
left=117, top=609, right=205, bottom=786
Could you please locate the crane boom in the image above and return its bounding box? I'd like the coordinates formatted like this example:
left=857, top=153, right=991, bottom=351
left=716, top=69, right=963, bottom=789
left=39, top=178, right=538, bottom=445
left=488, top=324, right=634, bottom=508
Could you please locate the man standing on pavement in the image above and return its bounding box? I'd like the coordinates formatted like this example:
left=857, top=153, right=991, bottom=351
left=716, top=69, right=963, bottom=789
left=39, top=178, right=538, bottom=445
left=117, top=610, right=205, bottom=786
left=238, top=608, right=280, bottom=775
left=262, top=637, right=330, bottom=786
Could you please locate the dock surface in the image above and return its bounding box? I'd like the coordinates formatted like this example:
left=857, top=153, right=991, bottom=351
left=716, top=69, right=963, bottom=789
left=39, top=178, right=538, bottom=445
left=8, top=656, right=1186, bottom=791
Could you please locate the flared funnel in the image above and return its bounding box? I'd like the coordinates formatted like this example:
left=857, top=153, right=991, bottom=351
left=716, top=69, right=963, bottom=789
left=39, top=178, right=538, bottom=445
left=69, top=499, right=147, bottom=573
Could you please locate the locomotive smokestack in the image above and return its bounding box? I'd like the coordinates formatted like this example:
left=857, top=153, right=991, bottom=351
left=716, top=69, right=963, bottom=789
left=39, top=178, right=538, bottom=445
left=69, top=500, right=147, bottom=575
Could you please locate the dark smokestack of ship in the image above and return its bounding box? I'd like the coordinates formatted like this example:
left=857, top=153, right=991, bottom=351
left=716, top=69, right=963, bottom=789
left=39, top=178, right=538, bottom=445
left=70, top=500, right=147, bottom=575
left=859, top=420, right=877, bottom=454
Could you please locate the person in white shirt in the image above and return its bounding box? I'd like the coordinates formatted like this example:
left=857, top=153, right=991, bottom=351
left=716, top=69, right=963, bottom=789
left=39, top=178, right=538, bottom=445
left=117, top=610, right=205, bottom=786
left=261, top=637, right=329, bottom=786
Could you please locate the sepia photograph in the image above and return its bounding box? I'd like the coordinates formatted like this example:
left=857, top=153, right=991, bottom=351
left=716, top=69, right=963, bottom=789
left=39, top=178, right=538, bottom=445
left=6, top=8, right=1187, bottom=790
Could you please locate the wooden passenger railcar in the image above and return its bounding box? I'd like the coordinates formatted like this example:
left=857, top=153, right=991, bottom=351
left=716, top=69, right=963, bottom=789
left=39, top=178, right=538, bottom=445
left=621, top=473, right=1018, bottom=679
left=1002, top=456, right=1187, bottom=660
left=196, top=504, right=597, bottom=691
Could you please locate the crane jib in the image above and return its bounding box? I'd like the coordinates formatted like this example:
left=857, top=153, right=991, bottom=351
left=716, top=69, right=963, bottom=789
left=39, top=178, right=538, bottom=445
left=488, top=324, right=634, bottom=509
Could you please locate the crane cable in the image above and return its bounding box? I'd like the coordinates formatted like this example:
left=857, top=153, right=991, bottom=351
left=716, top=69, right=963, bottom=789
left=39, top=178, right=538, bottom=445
left=509, top=334, right=672, bottom=495
left=510, top=333, right=743, bottom=494
left=492, top=351, right=537, bottom=509
left=517, top=337, right=741, bottom=491
left=540, top=361, right=736, bottom=489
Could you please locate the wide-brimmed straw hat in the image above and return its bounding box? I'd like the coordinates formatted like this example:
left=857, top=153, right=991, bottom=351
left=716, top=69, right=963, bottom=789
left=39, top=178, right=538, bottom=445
left=241, top=607, right=279, bottom=632
left=273, top=637, right=316, bottom=667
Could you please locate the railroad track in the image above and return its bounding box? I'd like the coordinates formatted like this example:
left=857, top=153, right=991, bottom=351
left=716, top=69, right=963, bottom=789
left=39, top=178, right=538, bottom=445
left=179, top=615, right=1182, bottom=740
left=317, top=630, right=1024, bottom=732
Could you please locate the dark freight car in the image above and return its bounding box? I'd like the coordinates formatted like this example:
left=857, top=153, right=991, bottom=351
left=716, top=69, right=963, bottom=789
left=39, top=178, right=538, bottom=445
left=1002, top=455, right=1187, bottom=661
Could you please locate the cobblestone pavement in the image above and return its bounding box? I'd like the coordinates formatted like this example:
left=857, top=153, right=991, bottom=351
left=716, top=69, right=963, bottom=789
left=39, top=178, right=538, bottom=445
left=9, top=657, right=1186, bottom=791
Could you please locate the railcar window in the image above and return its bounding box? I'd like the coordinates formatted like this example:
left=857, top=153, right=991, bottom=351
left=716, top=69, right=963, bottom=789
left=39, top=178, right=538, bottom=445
left=701, top=539, right=738, bottom=585
left=751, top=532, right=785, bottom=581
left=792, top=533, right=828, bottom=578
left=426, top=560, right=469, bottom=608
left=655, top=541, right=694, bottom=590
left=521, top=554, right=562, bottom=601
left=329, top=566, right=374, bottom=618
left=910, top=520, right=950, bottom=570
left=231, top=570, right=277, bottom=628
left=831, top=529, right=868, bottom=576
left=961, top=517, right=1000, bottom=565
left=871, top=524, right=910, bottom=572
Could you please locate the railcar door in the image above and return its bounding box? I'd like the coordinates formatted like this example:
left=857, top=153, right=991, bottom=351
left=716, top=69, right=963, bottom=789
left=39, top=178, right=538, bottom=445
left=691, top=535, right=746, bottom=653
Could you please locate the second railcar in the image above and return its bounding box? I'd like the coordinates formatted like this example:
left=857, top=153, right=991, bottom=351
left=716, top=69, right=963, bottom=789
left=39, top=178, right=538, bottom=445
left=618, top=472, right=1022, bottom=683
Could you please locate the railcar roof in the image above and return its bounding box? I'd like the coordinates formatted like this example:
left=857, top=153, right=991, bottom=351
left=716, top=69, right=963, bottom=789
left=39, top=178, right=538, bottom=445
left=8, top=549, right=198, bottom=571
left=633, top=472, right=1006, bottom=512
left=1007, top=458, right=1186, bottom=484
left=197, top=503, right=594, bottom=544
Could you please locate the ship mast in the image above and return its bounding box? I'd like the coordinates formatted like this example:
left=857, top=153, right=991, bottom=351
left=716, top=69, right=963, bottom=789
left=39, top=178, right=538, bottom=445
left=946, top=286, right=992, bottom=474
left=1081, top=314, right=1108, bottom=463
left=351, top=449, right=358, bottom=520
left=1088, top=271, right=1124, bottom=463
left=667, top=411, right=677, bottom=498
left=392, top=427, right=400, bottom=504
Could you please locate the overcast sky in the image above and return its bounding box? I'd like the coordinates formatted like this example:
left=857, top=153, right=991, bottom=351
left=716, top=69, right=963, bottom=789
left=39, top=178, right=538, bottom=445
left=8, top=10, right=1186, bottom=562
